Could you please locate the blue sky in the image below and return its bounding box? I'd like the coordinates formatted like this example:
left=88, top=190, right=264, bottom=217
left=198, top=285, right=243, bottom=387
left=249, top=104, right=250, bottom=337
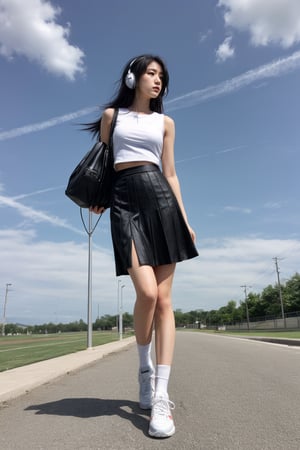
left=0, top=0, right=299, bottom=325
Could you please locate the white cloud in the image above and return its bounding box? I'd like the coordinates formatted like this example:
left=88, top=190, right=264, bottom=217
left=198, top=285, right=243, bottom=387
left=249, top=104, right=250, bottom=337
left=0, top=0, right=85, bottom=80
left=264, top=202, right=283, bottom=210
left=219, top=0, right=300, bottom=48
left=0, top=228, right=118, bottom=324
left=216, top=36, right=235, bottom=63
left=199, top=29, right=212, bottom=44
left=175, top=236, right=300, bottom=311
left=1, top=228, right=299, bottom=324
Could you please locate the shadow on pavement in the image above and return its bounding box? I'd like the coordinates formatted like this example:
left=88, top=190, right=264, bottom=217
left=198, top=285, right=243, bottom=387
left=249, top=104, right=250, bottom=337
left=25, top=398, right=150, bottom=435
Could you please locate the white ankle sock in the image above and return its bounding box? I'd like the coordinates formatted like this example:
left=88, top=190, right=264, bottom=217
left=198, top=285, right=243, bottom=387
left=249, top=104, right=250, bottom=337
left=137, top=342, right=153, bottom=370
left=155, top=364, right=171, bottom=398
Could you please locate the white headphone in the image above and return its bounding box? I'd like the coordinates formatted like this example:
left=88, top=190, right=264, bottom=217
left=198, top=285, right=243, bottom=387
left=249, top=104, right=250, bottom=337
left=125, top=58, right=137, bottom=89
left=124, top=57, right=168, bottom=95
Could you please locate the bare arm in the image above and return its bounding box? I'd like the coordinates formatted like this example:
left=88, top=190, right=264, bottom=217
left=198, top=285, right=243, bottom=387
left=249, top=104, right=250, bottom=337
left=90, top=108, right=115, bottom=214
left=161, top=116, right=196, bottom=243
left=100, top=108, right=115, bottom=145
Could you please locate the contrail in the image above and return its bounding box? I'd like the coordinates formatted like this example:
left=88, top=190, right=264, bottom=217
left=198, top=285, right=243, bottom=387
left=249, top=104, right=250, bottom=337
left=215, top=145, right=246, bottom=154
left=165, top=50, right=300, bottom=111
left=12, top=186, right=65, bottom=200
left=1, top=51, right=300, bottom=141
left=176, top=145, right=246, bottom=163
left=0, top=194, right=84, bottom=235
left=0, top=106, right=99, bottom=142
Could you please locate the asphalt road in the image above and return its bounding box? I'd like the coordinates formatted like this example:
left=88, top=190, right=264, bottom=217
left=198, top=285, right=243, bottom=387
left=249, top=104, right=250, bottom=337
left=1, top=332, right=300, bottom=450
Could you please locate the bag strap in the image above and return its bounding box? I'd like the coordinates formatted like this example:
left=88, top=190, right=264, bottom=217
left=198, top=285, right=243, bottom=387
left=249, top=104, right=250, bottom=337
left=81, top=108, right=119, bottom=236
left=80, top=208, right=102, bottom=235
left=108, top=108, right=119, bottom=147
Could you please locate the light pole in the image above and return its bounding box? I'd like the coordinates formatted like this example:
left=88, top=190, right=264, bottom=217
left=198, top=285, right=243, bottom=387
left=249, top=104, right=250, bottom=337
left=80, top=209, right=102, bottom=349
left=119, top=284, right=125, bottom=340
left=2, top=283, right=12, bottom=337
left=87, top=211, right=93, bottom=348
left=117, top=279, right=122, bottom=332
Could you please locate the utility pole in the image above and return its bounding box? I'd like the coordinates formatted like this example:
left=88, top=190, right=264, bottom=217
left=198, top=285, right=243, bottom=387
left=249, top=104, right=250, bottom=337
left=273, top=257, right=286, bottom=328
left=240, top=285, right=251, bottom=330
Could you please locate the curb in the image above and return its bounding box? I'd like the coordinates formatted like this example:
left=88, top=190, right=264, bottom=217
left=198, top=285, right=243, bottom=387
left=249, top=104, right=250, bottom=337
left=207, top=332, right=300, bottom=347
left=245, top=337, right=300, bottom=347
left=0, top=336, right=136, bottom=403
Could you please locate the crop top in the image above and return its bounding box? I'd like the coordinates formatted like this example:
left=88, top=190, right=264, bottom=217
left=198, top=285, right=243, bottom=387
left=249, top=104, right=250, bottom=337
left=113, top=108, right=164, bottom=166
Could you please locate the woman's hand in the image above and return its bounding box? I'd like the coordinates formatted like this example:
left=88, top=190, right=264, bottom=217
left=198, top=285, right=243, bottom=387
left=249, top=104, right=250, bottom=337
left=187, top=225, right=197, bottom=243
left=89, top=206, right=105, bottom=214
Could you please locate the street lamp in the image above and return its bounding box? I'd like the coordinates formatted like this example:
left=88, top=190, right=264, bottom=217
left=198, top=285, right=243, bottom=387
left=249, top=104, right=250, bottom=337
left=2, top=283, right=12, bottom=336
left=119, top=284, right=125, bottom=340
left=117, top=279, right=122, bottom=332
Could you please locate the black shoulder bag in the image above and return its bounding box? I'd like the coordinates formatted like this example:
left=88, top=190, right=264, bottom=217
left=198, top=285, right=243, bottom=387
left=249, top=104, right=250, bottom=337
left=65, top=108, right=119, bottom=209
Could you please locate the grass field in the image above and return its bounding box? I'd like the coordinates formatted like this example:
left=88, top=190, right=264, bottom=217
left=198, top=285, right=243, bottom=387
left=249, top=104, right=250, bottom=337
left=0, top=331, right=132, bottom=372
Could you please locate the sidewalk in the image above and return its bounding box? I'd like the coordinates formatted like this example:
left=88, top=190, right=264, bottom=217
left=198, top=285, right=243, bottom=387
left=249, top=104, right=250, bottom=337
left=0, top=336, right=136, bottom=403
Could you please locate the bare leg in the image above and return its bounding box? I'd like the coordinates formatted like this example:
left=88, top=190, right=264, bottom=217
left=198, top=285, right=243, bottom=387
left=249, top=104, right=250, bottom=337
left=128, top=243, right=157, bottom=409
left=149, top=264, right=176, bottom=438
left=128, top=243, right=157, bottom=345
left=153, top=264, right=176, bottom=366
left=128, top=243, right=176, bottom=361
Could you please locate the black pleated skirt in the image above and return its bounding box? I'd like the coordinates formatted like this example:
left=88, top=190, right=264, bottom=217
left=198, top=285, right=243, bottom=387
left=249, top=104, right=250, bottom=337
left=110, top=164, right=198, bottom=276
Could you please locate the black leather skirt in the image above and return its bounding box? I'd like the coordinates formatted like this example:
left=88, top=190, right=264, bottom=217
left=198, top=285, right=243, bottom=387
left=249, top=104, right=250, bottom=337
left=110, top=164, right=198, bottom=276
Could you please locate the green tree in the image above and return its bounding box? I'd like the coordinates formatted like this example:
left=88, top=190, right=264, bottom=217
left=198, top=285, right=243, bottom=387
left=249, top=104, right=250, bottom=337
left=283, top=273, right=300, bottom=312
left=245, top=292, right=264, bottom=318
left=174, top=309, right=185, bottom=327
left=260, top=285, right=281, bottom=316
left=122, top=312, right=133, bottom=328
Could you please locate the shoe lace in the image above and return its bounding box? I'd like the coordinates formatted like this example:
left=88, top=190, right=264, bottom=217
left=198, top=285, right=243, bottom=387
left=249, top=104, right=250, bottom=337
left=152, top=398, right=175, bottom=418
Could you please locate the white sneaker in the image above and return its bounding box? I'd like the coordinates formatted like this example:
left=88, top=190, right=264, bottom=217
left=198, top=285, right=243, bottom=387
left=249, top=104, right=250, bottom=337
left=148, top=395, right=175, bottom=438
left=139, top=367, right=154, bottom=409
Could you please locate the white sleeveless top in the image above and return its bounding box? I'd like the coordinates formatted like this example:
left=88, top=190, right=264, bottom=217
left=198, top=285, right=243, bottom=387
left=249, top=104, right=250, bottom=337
left=113, top=108, right=164, bottom=166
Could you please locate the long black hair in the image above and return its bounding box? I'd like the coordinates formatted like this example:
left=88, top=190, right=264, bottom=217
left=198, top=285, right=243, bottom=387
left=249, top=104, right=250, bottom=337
left=84, top=54, right=169, bottom=139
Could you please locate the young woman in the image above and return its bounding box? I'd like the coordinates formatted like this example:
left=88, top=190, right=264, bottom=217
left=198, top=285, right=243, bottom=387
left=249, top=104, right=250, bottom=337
left=87, top=54, right=198, bottom=438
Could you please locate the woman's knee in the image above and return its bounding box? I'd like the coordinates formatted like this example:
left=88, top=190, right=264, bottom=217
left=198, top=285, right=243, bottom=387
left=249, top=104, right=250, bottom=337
left=136, top=285, right=158, bottom=306
left=155, top=293, right=173, bottom=315
left=128, top=263, right=158, bottom=306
